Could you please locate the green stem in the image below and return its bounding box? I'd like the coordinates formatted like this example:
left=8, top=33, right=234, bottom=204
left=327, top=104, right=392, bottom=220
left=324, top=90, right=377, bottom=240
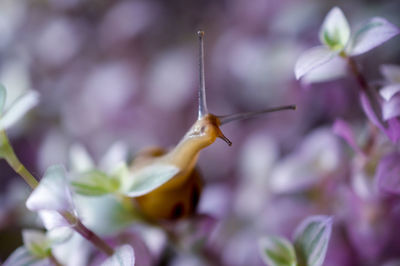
left=0, top=130, right=115, bottom=256
left=1, top=131, right=38, bottom=189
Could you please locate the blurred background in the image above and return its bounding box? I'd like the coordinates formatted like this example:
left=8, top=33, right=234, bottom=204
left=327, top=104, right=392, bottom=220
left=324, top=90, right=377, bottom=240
left=1, top=0, right=400, bottom=265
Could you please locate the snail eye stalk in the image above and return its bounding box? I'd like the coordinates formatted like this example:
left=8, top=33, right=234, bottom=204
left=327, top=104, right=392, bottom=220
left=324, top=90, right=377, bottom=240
left=218, top=105, right=296, bottom=125
left=197, top=30, right=208, bottom=119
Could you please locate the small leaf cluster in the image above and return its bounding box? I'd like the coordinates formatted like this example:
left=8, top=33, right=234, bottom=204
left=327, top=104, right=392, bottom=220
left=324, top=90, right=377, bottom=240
left=295, top=7, right=399, bottom=80
left=259, top=216, right=332, bottom=266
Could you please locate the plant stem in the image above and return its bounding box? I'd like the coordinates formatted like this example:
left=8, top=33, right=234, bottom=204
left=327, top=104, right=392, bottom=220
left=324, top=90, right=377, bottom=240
left=61, top=211, right=114, bottom=256
left=1, top=131, right=115, bottom=256
left=343, top=55, right=385, bottom=126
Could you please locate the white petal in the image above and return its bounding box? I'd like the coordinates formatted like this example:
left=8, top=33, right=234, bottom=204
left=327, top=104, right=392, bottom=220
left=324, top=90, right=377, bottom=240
left=46, top=226, right=74, bottom=244
left=348, top=17, right=400, bottom=56
left=382, top=96, right=400, bottom=120
left=380, top=84, right=400, bottom=101
left=99, top=141, right=128, bottom=172
left=319, top=7, right=350, bottom=49
left=294, top=46, right=336, bottom=80
left=69, top=144, right=95, bottom=173
left=380, top=64, right=400, bottom=83
left=3, top=247, right=46, bottom=266
left=101, top=244, right=135, bottom=266
left=0, top=90, right=39, bottom=130
left=52, top=232, right=90, bottom=266
left=302, top=55, right=347, bottom=84
left=39, top=210, right=72, bottom=231
left=26, top=165, right=75, bottom=213
left=0, top=84, right=6, bottom=115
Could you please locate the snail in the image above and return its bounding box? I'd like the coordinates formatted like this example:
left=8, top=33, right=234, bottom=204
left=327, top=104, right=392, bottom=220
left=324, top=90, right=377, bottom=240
left=131, top=31, right=295, bottom=220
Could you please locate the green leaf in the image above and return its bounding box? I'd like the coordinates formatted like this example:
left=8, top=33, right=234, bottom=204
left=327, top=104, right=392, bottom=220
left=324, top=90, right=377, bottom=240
left=259, top=236, right=297, bottom=266
left=293, top=215, right=333, bottom=266
left=0, top=84, right=6, bottom=115
left=71, top=170, right=120, bottom=196
left=120, top=163, right=180, bottom=197
left=319, top=7, right=350, bottom=51
left=22, top=230, right=51, bottom=259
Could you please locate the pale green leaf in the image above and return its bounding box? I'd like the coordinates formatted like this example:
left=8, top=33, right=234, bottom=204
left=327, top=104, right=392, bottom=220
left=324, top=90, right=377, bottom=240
left=22, top=230, right=51, bottom=259
left=121, top=163, right=180, bottom=197
left=319, top=7, right=350, bottom=51
left=259, top=236, right=297, bottom=266
left=71, top=170, right=120, bottom=196
left=293, top=215, right=333, bottom=266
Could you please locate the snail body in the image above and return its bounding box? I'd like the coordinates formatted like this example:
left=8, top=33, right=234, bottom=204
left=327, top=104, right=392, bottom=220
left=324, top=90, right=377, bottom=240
left=131, top=31, right=295, bottom=221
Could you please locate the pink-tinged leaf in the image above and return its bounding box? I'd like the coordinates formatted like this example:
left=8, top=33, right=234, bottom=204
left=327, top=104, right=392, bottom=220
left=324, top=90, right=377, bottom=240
left=26, top=165, right=75, bottom=213
left=293, top=215, right=333, bottom=266
left=360, top=91, right=400, bottom=143
left=376, top=153, right=400, bottom=195
left=359, top=92, right=386, bottom=132
left=319, top=7, right=350, bottom=50
left=332, top=119, right=364, bottom=155
left=380, top=64, right=400, bottom=84
left=348, top=17, right=400, bottom=56
left=270, top=128, right=340, bottom=193
left=380, top=84, right=400, bottom=101
left=295, top=46, right=336, bottom=80
left=386, top=118, right=400, bottom=143
left=382, top=95, right=400, bottom=120
left=101, top=244, right=135, bottom=266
